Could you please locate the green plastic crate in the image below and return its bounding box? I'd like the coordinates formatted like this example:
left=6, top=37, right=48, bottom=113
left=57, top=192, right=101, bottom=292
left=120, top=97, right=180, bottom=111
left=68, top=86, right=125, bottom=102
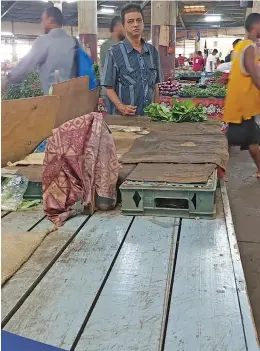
left=120, top=170, right=218, bottom=219
left=23, top=181, right=42, bottom=200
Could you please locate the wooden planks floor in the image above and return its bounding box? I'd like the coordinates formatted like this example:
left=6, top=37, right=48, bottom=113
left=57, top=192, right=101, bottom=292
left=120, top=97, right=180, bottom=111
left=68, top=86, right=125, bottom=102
left=2, top=187, right=259, bottom=351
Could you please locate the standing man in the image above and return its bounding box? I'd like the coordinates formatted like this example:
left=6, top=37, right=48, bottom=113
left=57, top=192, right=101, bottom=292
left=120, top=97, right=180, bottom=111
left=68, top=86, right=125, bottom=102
left=225, top=38, right=242, bottom=63
left=3, top=7, right=76, bottom=94
left=100, top=16, right=125, bottom=100
left=223, top=13, right=260, bottom=178
left=177, top=54, right=185, bottom=67
left=192, top=51, right=204, bottom=72
left=205, top=49, right=218, bottom=73
left=102, top=3, right=163, bottom=116
left=100, top=16, right=125, bottom=69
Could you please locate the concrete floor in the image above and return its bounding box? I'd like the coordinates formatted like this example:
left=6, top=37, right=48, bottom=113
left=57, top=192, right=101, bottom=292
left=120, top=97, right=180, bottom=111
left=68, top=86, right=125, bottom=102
left=227, top=147, right=260, bottom=339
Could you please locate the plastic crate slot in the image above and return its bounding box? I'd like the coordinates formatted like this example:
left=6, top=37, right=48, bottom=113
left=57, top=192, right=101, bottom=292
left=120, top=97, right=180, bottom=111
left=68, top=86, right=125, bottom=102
left=133, top=191, right=142, bottom=207
left=154, top=198, right=189, bottom=209
left=191, top=193, right=197, bottom=209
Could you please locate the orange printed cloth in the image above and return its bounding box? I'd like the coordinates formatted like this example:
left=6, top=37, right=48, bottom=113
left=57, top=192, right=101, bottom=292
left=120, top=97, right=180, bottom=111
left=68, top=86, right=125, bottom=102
left=42, top=112, right=120, bottom=226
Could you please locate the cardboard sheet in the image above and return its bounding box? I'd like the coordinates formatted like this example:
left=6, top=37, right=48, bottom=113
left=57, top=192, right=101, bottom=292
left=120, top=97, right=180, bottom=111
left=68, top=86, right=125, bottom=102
left=1, top=96, right=59, bottom=167
left=7, top=153, right=45, bottom=167
left=120, top=130, right=229, bottom=171
left=126, top=163, right=216, bottom=184
left=2, top=231, right=49, bottom=285
left=52, top=76, right=100, bottom=128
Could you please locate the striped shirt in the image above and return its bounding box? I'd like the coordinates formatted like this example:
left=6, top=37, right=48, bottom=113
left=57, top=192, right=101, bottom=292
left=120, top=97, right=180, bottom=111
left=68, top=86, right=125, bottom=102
left=102, top=38, right=163, bottom=116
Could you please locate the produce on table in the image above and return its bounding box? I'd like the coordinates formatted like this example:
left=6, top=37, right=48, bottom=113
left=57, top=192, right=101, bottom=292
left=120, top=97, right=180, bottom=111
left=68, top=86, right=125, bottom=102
left=214, top=70, right=222, bottom=78
left=2, top=71, right=43, bottom=100
left=175, top=69, right=202, bottom=77
left=158, top=79, right=181, bottom=97
left=179, top=84, right=226, bottom=98
left=144, top=99, right=207, bottom=123
left=93, top=62, right=100, bottom=82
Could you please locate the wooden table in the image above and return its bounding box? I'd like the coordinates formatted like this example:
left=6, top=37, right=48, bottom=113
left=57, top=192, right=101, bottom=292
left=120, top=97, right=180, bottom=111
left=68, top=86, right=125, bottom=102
left=1, top=181, right=259, bottom=351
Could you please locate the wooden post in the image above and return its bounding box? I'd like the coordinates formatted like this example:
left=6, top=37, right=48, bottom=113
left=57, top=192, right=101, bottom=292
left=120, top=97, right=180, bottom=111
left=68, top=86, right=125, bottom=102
left=78, top=0, right=98, bottom=62
left=151, top=0, right=177, bottom=80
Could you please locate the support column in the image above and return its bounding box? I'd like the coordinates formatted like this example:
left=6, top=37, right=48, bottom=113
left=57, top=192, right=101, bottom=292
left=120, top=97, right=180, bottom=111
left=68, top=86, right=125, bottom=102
left=78, top=0, right=98, bottom=62
left=151, top=0, right=177, bottom=79
left=253, top=0, right=260, bottom=12
left=11, top=40, right=17, bottom=62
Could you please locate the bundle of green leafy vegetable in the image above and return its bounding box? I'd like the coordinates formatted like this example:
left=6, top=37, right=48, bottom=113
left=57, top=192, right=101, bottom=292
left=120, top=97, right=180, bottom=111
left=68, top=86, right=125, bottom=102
left=179, top=84, right=226, bottom=98
left=2, top=71, right=43, bottom=100
left=214, top=70, right=222, bottom=78
left=93, top=62, right=100, bottom=81
left=144, top=99, right=207, bottom=123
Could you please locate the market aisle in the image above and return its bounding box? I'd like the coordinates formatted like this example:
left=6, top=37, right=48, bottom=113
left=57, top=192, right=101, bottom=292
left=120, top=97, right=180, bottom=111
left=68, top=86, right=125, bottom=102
left=227, top=146, right=260, bottom=339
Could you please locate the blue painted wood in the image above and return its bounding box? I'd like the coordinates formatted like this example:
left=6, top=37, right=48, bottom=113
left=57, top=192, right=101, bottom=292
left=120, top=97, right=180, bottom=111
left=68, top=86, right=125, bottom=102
left=1, top=206, right=44, bottom=233
left=4, top=212, right=133, bottom=350
left=220, top=180, right=260, bottom=350
left=2, top=331, right=66, bottom=351
left=75, top=217, right=180, bottom=351
left=2, top=215, right=88, bottom=322
left=164, top=208, right=248, bottom=350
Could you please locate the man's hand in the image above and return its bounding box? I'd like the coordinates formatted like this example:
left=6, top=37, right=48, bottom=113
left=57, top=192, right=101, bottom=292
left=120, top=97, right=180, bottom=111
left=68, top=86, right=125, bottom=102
left=117, top=103, right=137, bottom=116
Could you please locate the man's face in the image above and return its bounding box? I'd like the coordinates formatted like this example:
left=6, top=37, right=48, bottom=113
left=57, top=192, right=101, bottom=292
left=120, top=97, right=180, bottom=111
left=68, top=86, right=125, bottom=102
left=115, top=22, right=125, bottom=41
left=255, top=23, right=260, bottom=38
left=123, top=11, right=144, bottom=39
left=41, top=11, right=52, bottom=34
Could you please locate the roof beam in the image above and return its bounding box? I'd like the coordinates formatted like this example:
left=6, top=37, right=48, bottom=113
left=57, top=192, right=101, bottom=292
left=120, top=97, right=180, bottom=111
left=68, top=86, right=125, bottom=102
left=141, top=0, right=150, bottom=9
left=1, top=1, right=17, bottom=19
left=178, top=4, right=186, bottom=29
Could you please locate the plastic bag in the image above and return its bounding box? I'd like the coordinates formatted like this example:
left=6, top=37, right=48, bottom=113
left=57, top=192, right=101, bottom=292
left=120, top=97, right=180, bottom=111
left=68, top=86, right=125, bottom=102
left=1, top=175, right=29, bottom=211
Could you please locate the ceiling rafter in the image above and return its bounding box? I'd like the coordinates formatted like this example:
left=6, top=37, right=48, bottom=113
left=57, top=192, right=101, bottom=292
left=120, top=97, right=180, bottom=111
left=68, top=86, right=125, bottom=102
left=1, top=1, right=17, bottom=19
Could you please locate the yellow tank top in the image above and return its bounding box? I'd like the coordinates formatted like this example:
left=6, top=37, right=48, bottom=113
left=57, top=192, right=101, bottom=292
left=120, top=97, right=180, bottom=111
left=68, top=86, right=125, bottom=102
left=223, top=40, right=260, bottom=123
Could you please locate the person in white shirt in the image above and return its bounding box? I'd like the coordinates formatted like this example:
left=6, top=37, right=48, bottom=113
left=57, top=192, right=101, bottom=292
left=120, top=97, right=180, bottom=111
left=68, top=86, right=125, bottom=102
left=217, top=61, right=232, bottom=72
left=205, top=49, right=218, bottom=73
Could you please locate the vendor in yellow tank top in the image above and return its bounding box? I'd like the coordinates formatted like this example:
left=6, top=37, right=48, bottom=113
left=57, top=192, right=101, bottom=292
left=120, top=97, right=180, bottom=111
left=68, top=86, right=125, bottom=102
left=223, top=13, right=260, bottom=179
left=223, top=39, right=260, bottom=123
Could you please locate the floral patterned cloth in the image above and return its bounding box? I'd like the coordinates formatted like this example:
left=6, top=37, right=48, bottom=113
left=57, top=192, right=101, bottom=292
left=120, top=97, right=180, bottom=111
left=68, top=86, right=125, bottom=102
left=42, top=112, right=120, bottom=227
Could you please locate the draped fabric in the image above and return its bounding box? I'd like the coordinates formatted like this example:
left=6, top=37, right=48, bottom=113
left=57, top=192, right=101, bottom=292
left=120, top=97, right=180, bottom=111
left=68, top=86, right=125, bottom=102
left=42, top=112, right=120, bottom=226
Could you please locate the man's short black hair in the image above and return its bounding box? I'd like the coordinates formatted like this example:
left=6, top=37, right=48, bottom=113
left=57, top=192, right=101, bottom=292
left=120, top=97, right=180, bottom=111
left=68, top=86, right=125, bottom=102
left=45, top=6, right=63, bottom=26
left=121, top=3, right=144, bottom=24
left=232, top=38, right=242, bottom=47
left=109, top=16, right=122, bottom=33
left=245, top=12, right=260, bottom=32
left=197, top=51, right=202, bottom=55
left=213, top=49, right=218, bottom=54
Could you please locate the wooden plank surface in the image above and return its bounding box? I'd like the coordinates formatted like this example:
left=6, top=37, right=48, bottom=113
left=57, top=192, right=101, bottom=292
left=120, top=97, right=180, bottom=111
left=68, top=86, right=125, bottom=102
left=1, top=211, right=10, bottom=218
left=220, top=180, right=260, bottom=350
left=4, top=212, right=133, bottom=349
left=75, top=217, right=179, bottom=351
left=1, top=206, right=44, bottom=233
left=164, top=211, right=247, bottom=350
left=104, top=115, right=221, bottom=135
left=1, top=215, right=88, bottom=323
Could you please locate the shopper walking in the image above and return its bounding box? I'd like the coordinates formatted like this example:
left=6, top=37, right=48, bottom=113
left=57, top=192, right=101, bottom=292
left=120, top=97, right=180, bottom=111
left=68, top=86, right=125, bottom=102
left=102, top=3, right=163, bottom=116
left=3, top=7, right=76, bottom=94
left=205, top=49, right=218, bottom=73
left=223, top=13, right=260, bottom=178
left=193, top=51, right=204, bottom=72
